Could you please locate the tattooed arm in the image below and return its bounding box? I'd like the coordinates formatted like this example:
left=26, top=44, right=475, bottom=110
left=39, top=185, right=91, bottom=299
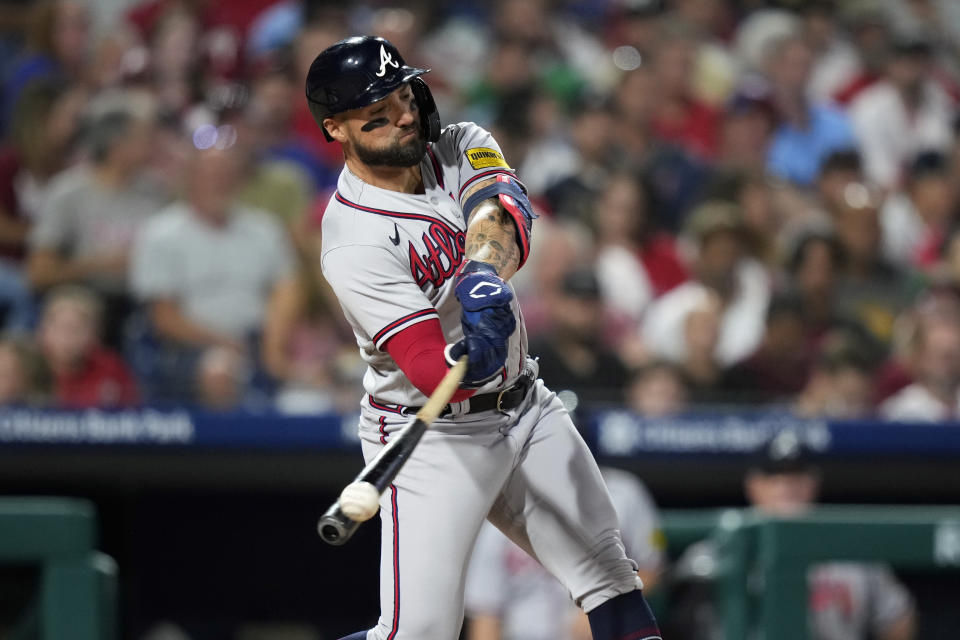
left=461, top=177, right=525, bottom=281
left=449, top=176, right=531, bottom=385
left=464, top=197, right=521, bottom=281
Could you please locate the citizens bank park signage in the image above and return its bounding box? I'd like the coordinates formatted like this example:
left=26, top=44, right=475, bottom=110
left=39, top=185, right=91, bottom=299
left=2, top=409, right=960, bottom=456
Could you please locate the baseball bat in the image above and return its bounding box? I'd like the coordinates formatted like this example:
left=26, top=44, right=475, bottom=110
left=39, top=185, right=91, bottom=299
left=318, top=356, right=467, bottom=545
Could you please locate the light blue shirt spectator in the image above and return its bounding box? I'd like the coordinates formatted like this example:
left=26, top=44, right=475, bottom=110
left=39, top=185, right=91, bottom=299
left=766, top=105, right=857, bottom=187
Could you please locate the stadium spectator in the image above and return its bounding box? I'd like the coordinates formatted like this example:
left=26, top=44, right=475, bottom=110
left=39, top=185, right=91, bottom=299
left=527, top=268, right=629, bottom=408
left=529, top=95, right=619, bottom=205
left=647, top=26, right=721, bottom=159
left=122, top=0, right=279, bottom=83
left=146, top=8, right=202, bottom=117
left=26, top=90, right=168, bottom=347
left=763, top=32, right=857, bottom=188
left=642, top=200, right=770, bottom=369
left=0, top=334, right=51, bottom=407
left=234, top=66, right=321, bottom=211
left=815, top=150, right=865, bottom=218
left=37, top=285, right=138, bottom=409
left=289, top=19, right=348, bottom=182
left=721, top=293, right=811, bottom=404
left=0, top=79, right=85, bottom=260
left=611, top=66, right=657, bottom=161
left=667, top=432, right=916, bottom=640
left=786, top=231, right=843, bottom=339
left=625, top=359, right=689, bottom=417
left=130, top=147, right=297, bottom=402
left=880, top=0, right=960, bottom=86
left=85, top=21, right=144, bottom=92
left=699, top=169, right=779, bottom=267
left=880, top=310, right=960, bottom=421
left=194, top=345, right=260, bottom=412
left=830, top=182, right=914, bottom=345
left=262, top=261, right=355, bottom=414
left=0, top=79, right=85, bottom=330
left=802, top=0, right=863, bottom=105
left=848, top=37, right=955, bottom=190
left=715, top=81, right=777, bottom=175
left=609, top=0, right=667, bottom=59
left=829, top=4, right=892, bottom=107
left=592, top=172, right=687, bottom=334
left=783, top=229, right=880, bottom=360
left=795, top=333, right=878, bottom=420
left=1, top=0, right=90, bottom=135
left=880, top=150, right=957, bottom=270
left=667, top=0, right=737, bottom=108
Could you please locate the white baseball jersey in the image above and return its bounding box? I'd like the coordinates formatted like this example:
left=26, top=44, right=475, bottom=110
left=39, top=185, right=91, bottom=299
left=323, top=121, right=643, bottom=640
left=321, top=122, right=528, bottom=411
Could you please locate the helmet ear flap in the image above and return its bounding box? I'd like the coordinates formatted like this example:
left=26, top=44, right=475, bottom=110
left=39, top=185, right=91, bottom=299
left=306, top=97, right=336, bottom=142
left=410, top=77, right=440, bottom=142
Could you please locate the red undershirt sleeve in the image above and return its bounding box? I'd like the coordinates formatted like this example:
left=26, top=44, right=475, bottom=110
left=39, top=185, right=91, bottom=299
left=383, top=318, right=476, bottom=403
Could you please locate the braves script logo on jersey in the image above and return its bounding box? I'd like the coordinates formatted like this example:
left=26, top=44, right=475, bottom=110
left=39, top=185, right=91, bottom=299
left=376, top=45, right=400, bottom=77
left=409, top=222, right=466, bottom=288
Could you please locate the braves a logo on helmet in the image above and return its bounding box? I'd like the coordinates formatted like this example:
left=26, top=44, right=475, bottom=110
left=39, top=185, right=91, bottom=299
left=409, top=222, right=466, bottom=289
left=376, top=44, right=400, bottom=77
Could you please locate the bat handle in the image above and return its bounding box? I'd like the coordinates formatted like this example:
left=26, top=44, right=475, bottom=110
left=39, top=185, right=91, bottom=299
left=318, top=502, right=362, bottom=546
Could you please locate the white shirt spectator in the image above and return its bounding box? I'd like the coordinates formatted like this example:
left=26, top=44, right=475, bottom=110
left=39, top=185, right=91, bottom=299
left=848, top=80, right=954, bottom=189
left=879, top=382, right=960, bottom=422
left=131, top=202, right=295, bottom=338
left=595, top=245, right=654, bottom=326
left=807, top=39, right=861, bottom=105
left=879, top=191, right=926, bottom=267
left=642, top=259, right=770, bottom=366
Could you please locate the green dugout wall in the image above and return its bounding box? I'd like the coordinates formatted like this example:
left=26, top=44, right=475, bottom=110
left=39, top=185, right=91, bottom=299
left=0, top=498, right=117, bottom=640
left=665, top=506, right=960, bottom=639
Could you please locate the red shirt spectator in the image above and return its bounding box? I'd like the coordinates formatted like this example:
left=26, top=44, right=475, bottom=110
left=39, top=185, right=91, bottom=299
left=650, top=98, right=721, bottom=160
left=54, top=347, right=138, bottom=409
left=38, top=285, right=139, bottom=409
left=125, top=0, right=279, bottom=80
left=638, top=233, right=688, bottom=296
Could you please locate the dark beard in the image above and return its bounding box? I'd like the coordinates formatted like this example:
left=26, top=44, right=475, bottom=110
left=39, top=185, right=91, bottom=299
left=354, top=131, right=427, bottom=167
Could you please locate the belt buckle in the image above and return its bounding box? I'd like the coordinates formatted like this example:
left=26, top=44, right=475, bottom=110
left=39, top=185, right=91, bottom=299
left=496, top=387, right=510, bottom=414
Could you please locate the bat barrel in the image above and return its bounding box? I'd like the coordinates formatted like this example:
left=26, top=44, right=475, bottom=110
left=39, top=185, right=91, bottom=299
left=318, top=504, right=361, bottom=546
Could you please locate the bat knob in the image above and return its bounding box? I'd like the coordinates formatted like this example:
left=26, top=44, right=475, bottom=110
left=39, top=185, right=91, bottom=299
left=318, top=504, right=361, bottom=546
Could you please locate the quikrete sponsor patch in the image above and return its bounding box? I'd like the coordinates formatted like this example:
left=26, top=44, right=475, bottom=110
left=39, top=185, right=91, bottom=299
left=465, top=147, right=510, bottom=170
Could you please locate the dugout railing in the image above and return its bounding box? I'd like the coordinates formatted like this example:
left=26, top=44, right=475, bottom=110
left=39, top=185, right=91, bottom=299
left=661, top=506, right=960, bottom=640
left=0, top=497, right=117, bottom=640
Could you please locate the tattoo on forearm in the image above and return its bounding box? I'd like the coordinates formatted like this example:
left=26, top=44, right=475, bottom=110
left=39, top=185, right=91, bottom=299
left=465, top=200, right=520, bottom=279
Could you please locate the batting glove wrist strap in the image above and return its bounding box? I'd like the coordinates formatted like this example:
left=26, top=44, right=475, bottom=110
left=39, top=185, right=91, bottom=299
left=455, top=269, right=513, bottom=313
left=445, top=338, right=506, bottom=388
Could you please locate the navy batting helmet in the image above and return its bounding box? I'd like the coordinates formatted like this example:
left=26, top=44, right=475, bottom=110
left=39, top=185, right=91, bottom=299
left=305, top=36, right=440, bottom=143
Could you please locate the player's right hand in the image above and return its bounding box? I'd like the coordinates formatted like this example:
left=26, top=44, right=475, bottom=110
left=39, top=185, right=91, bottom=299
left=445, top=307, right=515, bottom=387
left=451, top=261, right=516, bottom=386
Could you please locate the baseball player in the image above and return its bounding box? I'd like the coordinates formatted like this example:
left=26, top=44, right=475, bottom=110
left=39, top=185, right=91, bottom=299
left=306, top=36, right=662, bottom=640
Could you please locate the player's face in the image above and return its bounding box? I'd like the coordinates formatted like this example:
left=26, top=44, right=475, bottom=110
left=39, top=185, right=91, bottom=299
left=746, top=470, right=819, bottom=516
left=339, top=85, right=426, bottom=167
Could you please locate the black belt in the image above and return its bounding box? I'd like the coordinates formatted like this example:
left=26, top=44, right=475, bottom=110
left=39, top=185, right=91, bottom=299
left=401, top=372, right=535, bottom=417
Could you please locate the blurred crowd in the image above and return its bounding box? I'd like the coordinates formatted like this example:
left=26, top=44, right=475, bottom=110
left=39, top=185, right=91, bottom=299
left=1, top=0, right=960, bottom=420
